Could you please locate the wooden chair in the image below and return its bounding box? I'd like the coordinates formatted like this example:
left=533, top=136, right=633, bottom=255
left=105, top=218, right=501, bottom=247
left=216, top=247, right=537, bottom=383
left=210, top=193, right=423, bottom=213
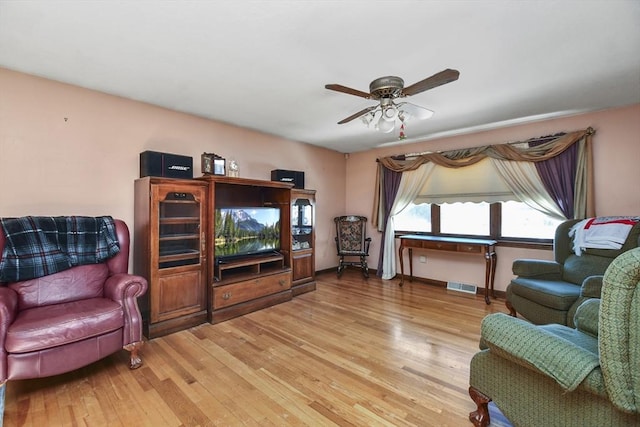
left=334, top=215, right=371, bottom=278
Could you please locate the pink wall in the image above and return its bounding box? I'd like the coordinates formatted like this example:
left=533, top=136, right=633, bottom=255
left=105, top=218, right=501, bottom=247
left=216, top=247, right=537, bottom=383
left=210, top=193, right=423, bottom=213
left=2, top=67, right=639, bottom=292
left=0, top=68, right=346, bottom=271
left=346, top=104, right=640, bottom=291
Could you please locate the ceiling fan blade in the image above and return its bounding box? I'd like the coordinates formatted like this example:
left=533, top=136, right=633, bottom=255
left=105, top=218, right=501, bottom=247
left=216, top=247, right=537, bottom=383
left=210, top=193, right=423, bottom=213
left=337, top=106, right=378, bottom=124
left=402, top=69, right=460, bottom=97
left=397, top=102, right=434, bottom=121
left=325, top=84, right=372, bottom=99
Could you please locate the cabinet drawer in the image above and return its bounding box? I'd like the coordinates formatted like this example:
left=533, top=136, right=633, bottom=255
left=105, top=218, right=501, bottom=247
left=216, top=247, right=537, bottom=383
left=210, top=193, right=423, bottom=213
left=457, top=244, right=483, bottom=254
left=213, top=271, right=291, bottom=309
left=421, top=241, right=457, bottom=251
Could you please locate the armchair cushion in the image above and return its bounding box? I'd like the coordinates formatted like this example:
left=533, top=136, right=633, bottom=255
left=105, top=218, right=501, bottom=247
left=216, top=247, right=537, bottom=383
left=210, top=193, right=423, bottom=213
left=8, top=264, right=108, bottom=310
left=481, top=313, right=599, bottom=391
left=5, top=297, right=123, bottom=353
left=562, top=253, right=616, bottom=285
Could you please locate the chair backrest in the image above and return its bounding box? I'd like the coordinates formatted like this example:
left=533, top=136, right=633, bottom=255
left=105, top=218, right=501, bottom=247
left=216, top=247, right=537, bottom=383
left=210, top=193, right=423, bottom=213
left=1, top=219, right=130, bottom=310
left=599, top=247, right=640, bottom=413
left=554, top=219, right=640, bottom=285
left=335, top=215, right=368, bottom=255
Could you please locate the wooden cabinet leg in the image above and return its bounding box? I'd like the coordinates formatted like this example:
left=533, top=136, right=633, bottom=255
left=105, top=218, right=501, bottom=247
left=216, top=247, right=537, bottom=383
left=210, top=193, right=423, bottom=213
left=468, top=386, right=491, bottom=427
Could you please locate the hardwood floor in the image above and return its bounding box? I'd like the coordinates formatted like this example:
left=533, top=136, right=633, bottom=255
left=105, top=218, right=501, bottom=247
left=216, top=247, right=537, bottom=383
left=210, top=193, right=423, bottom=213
left=4, top=270, right=505, bottom=426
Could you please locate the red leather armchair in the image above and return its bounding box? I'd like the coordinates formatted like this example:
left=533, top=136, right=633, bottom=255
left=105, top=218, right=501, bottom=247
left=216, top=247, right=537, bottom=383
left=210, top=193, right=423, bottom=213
left=0, top=219, right=148, bottom=408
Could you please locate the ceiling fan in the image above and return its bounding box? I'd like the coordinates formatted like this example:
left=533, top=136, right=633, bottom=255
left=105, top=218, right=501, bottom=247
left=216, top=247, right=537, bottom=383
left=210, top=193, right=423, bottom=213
left=325, top=69, right=460, bottom=137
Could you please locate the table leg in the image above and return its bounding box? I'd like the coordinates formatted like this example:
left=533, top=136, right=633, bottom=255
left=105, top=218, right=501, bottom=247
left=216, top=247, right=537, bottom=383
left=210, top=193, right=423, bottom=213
left=399, top=245, right=405, bottom=286
left=408, top=248, right=413, bottom=282
left=484, top=250, right=492, bottom=305
left=489, top=251, right=497, bottom=299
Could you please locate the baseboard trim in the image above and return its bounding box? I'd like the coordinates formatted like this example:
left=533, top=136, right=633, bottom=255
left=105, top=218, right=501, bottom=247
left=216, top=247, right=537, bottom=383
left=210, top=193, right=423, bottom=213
left=317, top=267, right=506, bottom=299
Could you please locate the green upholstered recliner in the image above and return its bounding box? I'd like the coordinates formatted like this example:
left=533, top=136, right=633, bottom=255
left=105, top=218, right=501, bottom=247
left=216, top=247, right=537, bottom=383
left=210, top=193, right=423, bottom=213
left=468, top=247, right=640, bottom=427
left=506, top=219, right=640, bottom=327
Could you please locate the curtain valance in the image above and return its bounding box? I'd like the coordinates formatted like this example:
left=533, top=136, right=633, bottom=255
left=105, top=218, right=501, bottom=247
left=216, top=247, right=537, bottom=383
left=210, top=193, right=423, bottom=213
left=373, top=127, right=594, bottom=229
left=377, top=128, right=593, bottom=171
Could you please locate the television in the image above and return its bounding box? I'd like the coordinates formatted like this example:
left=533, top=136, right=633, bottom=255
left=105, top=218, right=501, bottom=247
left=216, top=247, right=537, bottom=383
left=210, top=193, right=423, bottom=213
left=214, top=206, right=281, bottom=261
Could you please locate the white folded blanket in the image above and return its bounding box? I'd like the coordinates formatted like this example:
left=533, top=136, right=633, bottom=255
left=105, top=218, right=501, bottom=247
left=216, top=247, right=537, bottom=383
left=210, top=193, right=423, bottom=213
left=569, top=216, right=640, bottom=255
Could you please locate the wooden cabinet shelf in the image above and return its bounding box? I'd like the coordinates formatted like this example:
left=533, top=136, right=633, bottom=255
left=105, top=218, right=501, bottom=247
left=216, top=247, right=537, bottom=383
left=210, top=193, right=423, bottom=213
left=215, top=253, right=285, bottom=283
left=160, top=217, right=200, bottom=223
left=159, top=233, right=199, bottom=241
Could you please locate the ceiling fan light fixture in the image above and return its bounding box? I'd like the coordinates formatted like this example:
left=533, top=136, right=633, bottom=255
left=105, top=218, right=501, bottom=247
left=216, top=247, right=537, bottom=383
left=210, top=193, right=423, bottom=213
left=376, top=116, right=395, bottom=133
left=361, top=112, right=374, bottom=126
left=382, top=104, right=398, bottom=121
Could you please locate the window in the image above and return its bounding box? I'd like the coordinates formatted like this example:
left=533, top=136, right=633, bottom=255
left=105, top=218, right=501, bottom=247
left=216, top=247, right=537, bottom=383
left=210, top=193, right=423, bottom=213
left=394, top=203, right=431, bottom=232
left=501, top=201, right=562, bottom=239
left=440, top=202, right=489, bottom=235
left=395, top=200, right=562, bottom=242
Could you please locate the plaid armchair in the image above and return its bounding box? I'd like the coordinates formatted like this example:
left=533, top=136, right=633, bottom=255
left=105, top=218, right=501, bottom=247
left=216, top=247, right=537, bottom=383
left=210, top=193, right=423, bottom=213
left=468, top=247, right=640, bottom=426
left=334, top=215, right=371, bottom=278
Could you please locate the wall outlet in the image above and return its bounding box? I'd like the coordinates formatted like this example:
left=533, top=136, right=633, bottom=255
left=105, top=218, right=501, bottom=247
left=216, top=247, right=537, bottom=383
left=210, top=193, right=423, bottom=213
left=419, top=256, right=426, bottom=263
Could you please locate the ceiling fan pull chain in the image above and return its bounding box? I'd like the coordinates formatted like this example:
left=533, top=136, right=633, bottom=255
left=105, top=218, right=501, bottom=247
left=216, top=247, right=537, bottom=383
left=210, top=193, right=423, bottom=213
left=399, top=122, right=406, bottom=140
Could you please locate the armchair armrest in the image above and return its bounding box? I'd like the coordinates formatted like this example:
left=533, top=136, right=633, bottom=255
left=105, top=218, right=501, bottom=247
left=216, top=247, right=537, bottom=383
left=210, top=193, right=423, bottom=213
left=104, top=273, right=148, bottom=345
left=481, top=313, right=599, bottom=391
left=104, top=273, right=148, bottom=302
left=512, top=259, right=562, bottom=279
left=0, top=287, right=18, bottom=331
left=580, top=275, right=604, bottom=298
left=0, top=287, right=19, bottom=381
left=574, top=299, right=600, bottom=338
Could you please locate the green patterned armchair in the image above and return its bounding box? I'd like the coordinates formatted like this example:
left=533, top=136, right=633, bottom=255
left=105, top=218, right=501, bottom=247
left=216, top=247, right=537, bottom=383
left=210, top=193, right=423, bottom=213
left=506, top=219, right=640, bottom=327
left=469, top=247, right=640, bottom=427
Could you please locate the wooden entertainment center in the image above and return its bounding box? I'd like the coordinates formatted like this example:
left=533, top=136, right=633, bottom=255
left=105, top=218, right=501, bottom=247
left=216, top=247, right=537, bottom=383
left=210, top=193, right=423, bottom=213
left=201, top=175, right=294, bottom=325
left=134, top=175, right=315, bottom=338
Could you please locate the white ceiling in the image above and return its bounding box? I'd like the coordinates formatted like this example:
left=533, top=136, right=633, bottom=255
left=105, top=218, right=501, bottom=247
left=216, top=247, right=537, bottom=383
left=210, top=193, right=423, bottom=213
left=1, top=1, right=639, bottom=153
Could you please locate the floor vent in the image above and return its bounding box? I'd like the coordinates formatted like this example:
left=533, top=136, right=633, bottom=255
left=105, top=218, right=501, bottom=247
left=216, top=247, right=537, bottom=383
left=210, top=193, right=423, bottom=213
left=446, top=281, right=477, bottom=294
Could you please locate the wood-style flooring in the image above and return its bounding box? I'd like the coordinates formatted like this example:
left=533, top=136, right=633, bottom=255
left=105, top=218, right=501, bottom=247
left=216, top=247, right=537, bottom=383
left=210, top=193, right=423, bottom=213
left=3, top=269, right=505, bottom=426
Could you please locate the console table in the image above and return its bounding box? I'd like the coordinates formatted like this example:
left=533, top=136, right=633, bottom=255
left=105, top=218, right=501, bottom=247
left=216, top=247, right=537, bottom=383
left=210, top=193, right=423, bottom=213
left=398, top=235, right=497, bottom=304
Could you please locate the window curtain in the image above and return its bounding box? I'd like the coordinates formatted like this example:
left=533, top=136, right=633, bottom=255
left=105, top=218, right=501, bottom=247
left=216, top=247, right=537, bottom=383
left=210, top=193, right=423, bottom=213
left=530, top=135, right=578, bottom=219
left=372, top=127, right=595, bottom=279
left=379, top=163, right=435, bottom=279
left=375, top=165, right=402, bottom=277
left=490, top=158, right=565, bottom=219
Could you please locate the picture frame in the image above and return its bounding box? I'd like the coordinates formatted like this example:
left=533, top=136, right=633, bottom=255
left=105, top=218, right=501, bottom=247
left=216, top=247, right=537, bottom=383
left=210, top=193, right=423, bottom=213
left=201, top=152, right=226, bottom=175
left=213, top=157, right=226, bottom=176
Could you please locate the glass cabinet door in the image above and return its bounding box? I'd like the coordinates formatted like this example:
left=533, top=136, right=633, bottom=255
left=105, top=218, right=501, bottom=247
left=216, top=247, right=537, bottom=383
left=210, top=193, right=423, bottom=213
left=292, top=198, right=313, bottom=251
left=158, top=191, right=202, bottom=269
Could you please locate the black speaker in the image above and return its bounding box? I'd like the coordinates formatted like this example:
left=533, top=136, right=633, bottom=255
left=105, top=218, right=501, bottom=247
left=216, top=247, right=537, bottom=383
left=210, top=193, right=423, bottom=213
left=140, top=151, right=193, bottom=179
left=271, top=169, right=304, bottom=189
